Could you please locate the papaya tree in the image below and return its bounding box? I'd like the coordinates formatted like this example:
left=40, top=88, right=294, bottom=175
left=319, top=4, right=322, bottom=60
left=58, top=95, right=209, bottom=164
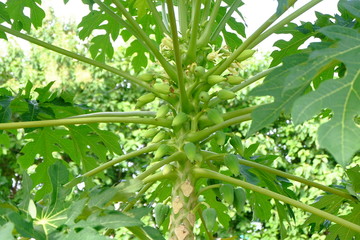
left=0, top=0, right=359, bottom=239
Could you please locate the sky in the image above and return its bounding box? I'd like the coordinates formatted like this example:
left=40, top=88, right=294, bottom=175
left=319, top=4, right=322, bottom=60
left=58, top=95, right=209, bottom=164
left=43, top=0, right=339, bottom=51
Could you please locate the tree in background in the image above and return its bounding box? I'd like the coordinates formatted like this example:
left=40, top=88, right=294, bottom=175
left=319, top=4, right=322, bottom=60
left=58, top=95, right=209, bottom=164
left=0, top=1, right=359, bottom=239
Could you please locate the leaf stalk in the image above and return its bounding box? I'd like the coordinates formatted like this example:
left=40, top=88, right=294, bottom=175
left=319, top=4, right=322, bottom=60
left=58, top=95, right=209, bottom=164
left=193, top=168, right=360, bottom=234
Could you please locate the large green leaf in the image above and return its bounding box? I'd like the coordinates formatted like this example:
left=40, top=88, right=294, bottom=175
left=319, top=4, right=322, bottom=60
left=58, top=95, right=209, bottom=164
left=75, top=211, right=143, bottom=229
left=304, top=194, right=345, bottom=231
left=292, top=26, right=360, bottom=166
left=6, top=0, right=45, bottom=31
left=326, top=203, right=360, bottom=240
left=270, top=22, right=315, bottom=67
left=248, top=53, right=320, bottom=136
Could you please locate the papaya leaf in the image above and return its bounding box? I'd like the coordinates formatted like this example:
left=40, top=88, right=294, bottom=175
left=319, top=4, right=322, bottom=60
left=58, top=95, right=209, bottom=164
left=270, top=22, right=315, bottom=67
left=6, top=0, right=45, bottom=31
left=326, top=203, right=360, bottom=240
left=292, top=26, right=360, bottom=166
left=75, top=211, right=143, bottom=229
left=248, top=53, right=317, bottom=136
left=7, top=212, right=46, bottom=240
left=0, top=89, right=13, bottom=123
left=304, top=194, right=346, bottom=231
left=339, top=0, right=360, bottom=19
left=56, top=227, right=111, bottom=240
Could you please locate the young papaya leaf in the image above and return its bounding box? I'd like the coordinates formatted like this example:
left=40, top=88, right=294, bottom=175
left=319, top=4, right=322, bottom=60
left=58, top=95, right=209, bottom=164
left=292, top=26, right=360, bottom=166
left=0, top=222, right=15, bottom=240
left=325, top=203, right=360, bottom=240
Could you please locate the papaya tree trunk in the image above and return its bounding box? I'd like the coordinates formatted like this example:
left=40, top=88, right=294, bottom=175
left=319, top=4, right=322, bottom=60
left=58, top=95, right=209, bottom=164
left=169, top=160, right=197, bottom=240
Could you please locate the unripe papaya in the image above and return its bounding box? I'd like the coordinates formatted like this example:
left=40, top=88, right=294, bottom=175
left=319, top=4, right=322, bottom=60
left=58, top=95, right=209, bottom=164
left=220, top=184, right=234, bottom=205
left=138, top=73, right=154, bottom=82
left=207, top=109, right=223, bottom=125
left=217, top=89, right=236, bottom=100
left=227, top=76, right=244, bottom=85
left=184, top=142, right=197, bottom=162
left=202, top=208, right=217, bottom=231
left=152, top=131, right=167, bottom=143
left=136, top=93, right=156, bottom=108
left=172, top=112, right=189, bottom=127
left=194, top=66, right=206, bottom=77
left=153, top=83, right=171, bottom=94
left=154, top=203, right=170, bottom=226
left=154, top=144, right=171, bottom=159
left=207, top=75, right=226, bottom=85
left=162, top=164, right=174, bottom=175
left=236, top=49, right=256, bottom=62
left=143, top=128, right=158, bottom=138
left=224, top=154, right=240, bottom=176
left=214, top=131, right=226, bottom=146
left=156, top=105, right=170, bottom=119
left=199, top=91, right=210, bottom=103
left=230, top=135, right=244, bottom=155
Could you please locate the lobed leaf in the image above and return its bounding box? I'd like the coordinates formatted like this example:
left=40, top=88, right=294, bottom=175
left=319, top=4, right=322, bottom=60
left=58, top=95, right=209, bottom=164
left=292, top=26, right=360, bottom=166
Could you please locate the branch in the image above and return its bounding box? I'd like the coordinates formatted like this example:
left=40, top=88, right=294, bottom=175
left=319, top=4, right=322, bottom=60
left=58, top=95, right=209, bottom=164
left=185, top=0, right=201, bottom=63
left=193, top=168, right=360, bottom=234
left=66, top=111, right=156, bottom=119
left=204, top=0, right=297, bottom=77
left=136, top=152, right=186, bottom=180
left=197, top=184, right=222, bottom=196
left=143, top=171, right=175, bottom=184
left=0, top=25, right=155, bottom=93
left=64, top=143, right=161, bottom=188
left=198, top=106, right=256, bottom=128
left=83, top=143, right=161, bottom=178
left=178, top=0, right=188, bottom=37
left=186, top=114, right=252, bottom=142
left=208, top=66, right=279, bottom=107
left=197, top=0, right=221, bottom=48
left=111, top=0, right=177, bottom=80
left=202, top=151, right=356, bottom=201
left=146, top=0, right=170, bottom=35
left=166, top=0, right=191, bottom=112
left=123, top=183, right=153, bottom=212
left=0, top=117, right=171, bottom=130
